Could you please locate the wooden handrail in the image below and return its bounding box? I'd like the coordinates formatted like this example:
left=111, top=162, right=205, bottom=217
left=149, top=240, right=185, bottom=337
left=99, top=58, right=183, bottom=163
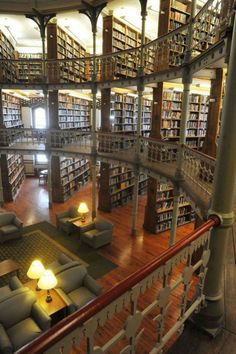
left=15, top=215, right=220, bottom=354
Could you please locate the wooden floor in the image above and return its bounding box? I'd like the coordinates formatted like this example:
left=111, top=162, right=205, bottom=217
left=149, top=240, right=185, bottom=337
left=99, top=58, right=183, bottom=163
left=3, top=177, right=236, bottom=353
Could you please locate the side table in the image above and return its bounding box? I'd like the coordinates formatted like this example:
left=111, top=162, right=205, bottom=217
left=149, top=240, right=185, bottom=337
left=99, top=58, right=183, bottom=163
left=25, top=280, right=67, bottom=325
left=72, top=219, right=90, bottom=236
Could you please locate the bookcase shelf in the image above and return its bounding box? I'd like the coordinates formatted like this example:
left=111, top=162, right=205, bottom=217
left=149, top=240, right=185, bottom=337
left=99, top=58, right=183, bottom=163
left=161, top=89, right=209, bottom=148
left=47, top=23, right=89, bottom=83
left=103, top=15, right=153, bottom=78
left=58, top=93, right=91, bottom=130
left=17, top=53, right=42, bottom=82
left=51, top=156, right=90, bottom=202
left=155, top=182, right=195, bottom=233
left=0, top=30, right=17, bottom=83
left=0, top=154, right=25, bottom=202
left=99, top=164, right=148, bottom=211
left=110, top=92, right=152, bottom=135
left=158, top=0, right=190, bottom=69
left=2, top=92, right=24, bottom=128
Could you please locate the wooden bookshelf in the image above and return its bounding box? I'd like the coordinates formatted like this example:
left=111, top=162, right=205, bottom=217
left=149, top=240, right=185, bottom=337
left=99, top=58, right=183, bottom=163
left=0, top=30, right=17, bottom=83
left=47, top=23, right=89, bottom=83
left=155, top=182, right=195, bottom=234
left=161, top=89, right=209, bottom=148
left=58, top=93, right=91, bottom=130
left=51, top=156, right=90, bottom=203
left=17, top=53, right=42, bottom=82
left=2, top=92, right=24, bottom=128
left=110, top=92, right=152, bottom=135
left=158, top=0, right=190, bottom=69
left=103, top=15, right=153, bottom=78
left=98, top=164, right=148, bottom=212
left=0, top=154, right=25, bottom=202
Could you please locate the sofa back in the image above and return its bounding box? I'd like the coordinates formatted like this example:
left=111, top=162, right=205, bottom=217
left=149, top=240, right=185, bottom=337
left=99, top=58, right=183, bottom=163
left=0, top=289, right=36, bottom=328
left=0, top=212, right=15, bottom=226
left=53, top=261, right=81, bottom=276
left=56, top=265, right=87, bottom=294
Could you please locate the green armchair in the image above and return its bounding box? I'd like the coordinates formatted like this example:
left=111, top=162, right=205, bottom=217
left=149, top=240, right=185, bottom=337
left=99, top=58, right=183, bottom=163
left=0, top=212, right=23, bottom=243
left=56, top=206, right=80, bottom=235
left=55, top=264, right=102, bottom=314
left=48, top=253, right=81, bottom=275
left=0, top=288, right=51, bottom=353
left=0, top=275, right=26, bottom=301
left=80, top=216, right=113, bottom=249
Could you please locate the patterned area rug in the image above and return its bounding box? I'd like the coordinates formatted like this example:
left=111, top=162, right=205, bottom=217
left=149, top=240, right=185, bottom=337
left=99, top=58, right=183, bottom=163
left=0, top=222, right=117, bottom=285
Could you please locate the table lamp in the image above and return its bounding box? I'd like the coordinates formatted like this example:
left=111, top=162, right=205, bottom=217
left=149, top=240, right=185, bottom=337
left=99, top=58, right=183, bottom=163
left=78, top=202, right=89, bottom=222
left=38, top=269, right=57, bottom=302
left=27, top=260, right=45, bottom=291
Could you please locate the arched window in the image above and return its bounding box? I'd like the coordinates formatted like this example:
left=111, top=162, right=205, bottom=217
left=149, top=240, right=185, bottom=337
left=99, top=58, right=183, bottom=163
left=33, top=106, right=48, bottom=164
left=33, top=106, right=46, bottom=129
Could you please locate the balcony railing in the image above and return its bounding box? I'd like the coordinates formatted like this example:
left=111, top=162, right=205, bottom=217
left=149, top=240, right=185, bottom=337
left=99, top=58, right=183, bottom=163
left=15, top=216, right=219, bottom=354
left=0, top=0, right=225, bottom=86
left=0, top=128, right=216, bottom=212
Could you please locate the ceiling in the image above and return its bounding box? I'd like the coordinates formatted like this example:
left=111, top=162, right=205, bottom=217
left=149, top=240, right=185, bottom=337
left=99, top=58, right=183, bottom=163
left=0, top=0, right=160, bottom=54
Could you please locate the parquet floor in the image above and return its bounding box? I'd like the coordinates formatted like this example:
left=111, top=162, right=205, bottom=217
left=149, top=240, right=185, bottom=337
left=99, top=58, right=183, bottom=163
left=3, top=177, right=236, bottom=353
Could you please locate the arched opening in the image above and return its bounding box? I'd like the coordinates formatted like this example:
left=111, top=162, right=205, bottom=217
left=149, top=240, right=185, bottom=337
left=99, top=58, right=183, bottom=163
left=33, top=106, right=47, bottom=129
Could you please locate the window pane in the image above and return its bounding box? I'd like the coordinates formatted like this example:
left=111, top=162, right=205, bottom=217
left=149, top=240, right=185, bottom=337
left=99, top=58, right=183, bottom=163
left=36, top=154, right=48, bottom=163
left=35, top=107, right=46, bottom=129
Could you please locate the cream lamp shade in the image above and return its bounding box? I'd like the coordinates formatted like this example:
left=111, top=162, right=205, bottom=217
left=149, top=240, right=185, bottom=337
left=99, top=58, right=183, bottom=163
left=27, top=260, right=45, bottom=280
left=78, top=202, right=89, bottom=222
left=38, top=269, right=58, bottom=302
left=38, top=269, right=57, bottom=290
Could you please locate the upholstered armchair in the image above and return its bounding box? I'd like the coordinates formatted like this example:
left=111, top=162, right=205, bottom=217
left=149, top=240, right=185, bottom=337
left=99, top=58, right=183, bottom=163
left=55, top=264, right=102, bottom=314
left=0, top=275, right=25, bottom=301
left=80, top=216, right=113, bottom=249
left=0, top=288, right=51, bottom=353
left=56, top=206, right=80, bottom=235
left=48, top=253, right=81, bottom=275
left=0, top=212, right=23, bottom=243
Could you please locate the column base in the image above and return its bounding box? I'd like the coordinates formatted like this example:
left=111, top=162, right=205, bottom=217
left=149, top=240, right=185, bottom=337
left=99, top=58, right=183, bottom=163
left=131, top=228, right=137, bottom=236
left=189, top=298, right=224, bottom=338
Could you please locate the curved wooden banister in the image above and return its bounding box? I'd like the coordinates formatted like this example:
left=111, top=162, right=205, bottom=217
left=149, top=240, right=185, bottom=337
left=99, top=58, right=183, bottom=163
left=15, top=215, right=220, bottom=354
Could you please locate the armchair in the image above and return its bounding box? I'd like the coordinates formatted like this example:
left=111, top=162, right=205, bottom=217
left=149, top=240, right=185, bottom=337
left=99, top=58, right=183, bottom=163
left=55, top=264, right=102, bottom=314
left=0, top=288, right=51, bottom=353
left=0, top=212, right=23, bottom=243
left=48, top=253, right=81, bottom=275
left=0, top=275, right=25, bottom=301
left=80, top=216, right=113, bottom=249
left=56, top=206, right=80, bottom=235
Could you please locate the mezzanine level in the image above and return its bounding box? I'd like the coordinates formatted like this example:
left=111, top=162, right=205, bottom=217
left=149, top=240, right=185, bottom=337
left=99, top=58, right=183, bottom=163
left=0, top=128, right=215, bottom=217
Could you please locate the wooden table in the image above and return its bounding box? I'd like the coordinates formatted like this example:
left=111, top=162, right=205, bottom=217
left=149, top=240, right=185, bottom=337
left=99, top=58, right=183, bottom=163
left=25, top=280, right=67, bottom=325
left=72, top=219, right=90, bottom=236
left=0, top=259, right=20, bottom=278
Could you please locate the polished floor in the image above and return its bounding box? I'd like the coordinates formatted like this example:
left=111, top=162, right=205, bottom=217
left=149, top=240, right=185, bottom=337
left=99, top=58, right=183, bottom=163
left=2, top=177, right=235, bottom=353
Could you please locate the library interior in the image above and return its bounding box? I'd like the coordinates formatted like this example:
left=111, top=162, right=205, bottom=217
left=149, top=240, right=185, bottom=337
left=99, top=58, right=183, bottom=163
left=0, top=0, right=236, bottom=353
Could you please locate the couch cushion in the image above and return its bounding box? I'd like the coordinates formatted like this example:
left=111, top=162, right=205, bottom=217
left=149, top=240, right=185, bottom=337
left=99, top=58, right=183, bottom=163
left=0, top=286, right=11, bottom=300
left=85, top=229, right=98, bottom=239
left=0, top=225, right=18, bottom=235
left=0, top=213, right=15, bottom=227
left=0, top=290, right=36, bottom=328
left=68, top=287, right=97, bottom=309
left=7, top=318, right=42, bottom=351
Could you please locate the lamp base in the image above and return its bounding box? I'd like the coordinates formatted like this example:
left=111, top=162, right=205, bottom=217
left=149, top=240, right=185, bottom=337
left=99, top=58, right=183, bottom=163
left=46, top=290, right=52, bottom=302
